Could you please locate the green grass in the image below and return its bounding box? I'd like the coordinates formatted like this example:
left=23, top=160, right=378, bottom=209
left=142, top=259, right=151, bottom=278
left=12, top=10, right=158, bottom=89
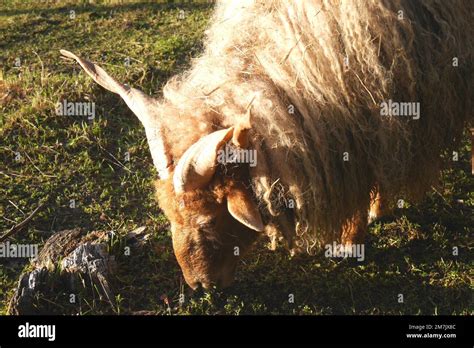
left=0, top=0, right=472, bottom=315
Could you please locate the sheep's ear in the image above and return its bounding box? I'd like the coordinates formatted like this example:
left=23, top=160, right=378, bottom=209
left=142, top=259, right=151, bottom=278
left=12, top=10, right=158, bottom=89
left=60, top=50, right=172, bottom=179
left=227, top=184, right=264, bottom=232
left=173, top=127, right=234, bottom=193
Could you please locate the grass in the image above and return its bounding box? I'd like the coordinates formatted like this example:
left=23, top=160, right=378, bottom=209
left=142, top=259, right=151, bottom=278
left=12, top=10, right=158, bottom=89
left=0, top=0, right=472, bottom=315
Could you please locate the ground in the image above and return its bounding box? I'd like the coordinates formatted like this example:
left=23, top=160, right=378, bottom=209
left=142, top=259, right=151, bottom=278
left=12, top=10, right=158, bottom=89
left=0, top=1, right=472, bottom=315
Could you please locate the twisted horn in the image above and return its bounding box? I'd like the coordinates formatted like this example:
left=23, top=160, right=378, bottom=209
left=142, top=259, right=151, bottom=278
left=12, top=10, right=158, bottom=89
left=173, top=127, right=234, bottom=193
left=60, top=49, right=172, bottom=179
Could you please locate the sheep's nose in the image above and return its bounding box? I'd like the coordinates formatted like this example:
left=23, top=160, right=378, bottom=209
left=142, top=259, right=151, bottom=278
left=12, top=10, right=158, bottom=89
left=191, top=282, right=212, bottom=296
left=191, top=280, right=215, bottom=291
left=189, top=281, right=203, bottom=291
left=198, top=281, right=213, bottom=290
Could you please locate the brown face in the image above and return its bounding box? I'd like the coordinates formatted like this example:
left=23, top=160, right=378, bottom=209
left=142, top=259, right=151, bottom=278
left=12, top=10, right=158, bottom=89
left=171, top=196, right=259, bottom=289
left=155, top=175, right=264, bottom=290
left=153, top=114, right=263, bottom=289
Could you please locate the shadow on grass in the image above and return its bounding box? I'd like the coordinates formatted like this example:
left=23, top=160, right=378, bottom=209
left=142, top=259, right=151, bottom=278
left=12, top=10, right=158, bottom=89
left=4, top=188, right=470, bottom=315
left=107, top=212, right=470, bottom=315
left=0, top=1, right=213, bottom=18
left=223, top=241, right=470, bottom=314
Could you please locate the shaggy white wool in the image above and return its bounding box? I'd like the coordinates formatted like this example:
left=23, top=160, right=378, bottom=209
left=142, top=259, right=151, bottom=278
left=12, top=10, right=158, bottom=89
left=158, top=0, right=473, bottom=252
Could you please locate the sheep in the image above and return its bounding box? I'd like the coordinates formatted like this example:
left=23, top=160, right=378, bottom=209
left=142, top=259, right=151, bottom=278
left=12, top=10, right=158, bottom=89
left=61, top=0, right=473, bottom=289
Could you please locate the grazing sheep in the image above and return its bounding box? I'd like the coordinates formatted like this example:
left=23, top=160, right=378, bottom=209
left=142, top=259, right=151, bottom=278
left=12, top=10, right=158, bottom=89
left=61, top=0, right=473, bottom=289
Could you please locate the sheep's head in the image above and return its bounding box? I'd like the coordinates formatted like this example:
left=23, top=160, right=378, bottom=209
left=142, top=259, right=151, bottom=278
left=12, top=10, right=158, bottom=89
left=162, top=121, right=264, bottom=289
left=61, top=50, right=264, bottom=289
